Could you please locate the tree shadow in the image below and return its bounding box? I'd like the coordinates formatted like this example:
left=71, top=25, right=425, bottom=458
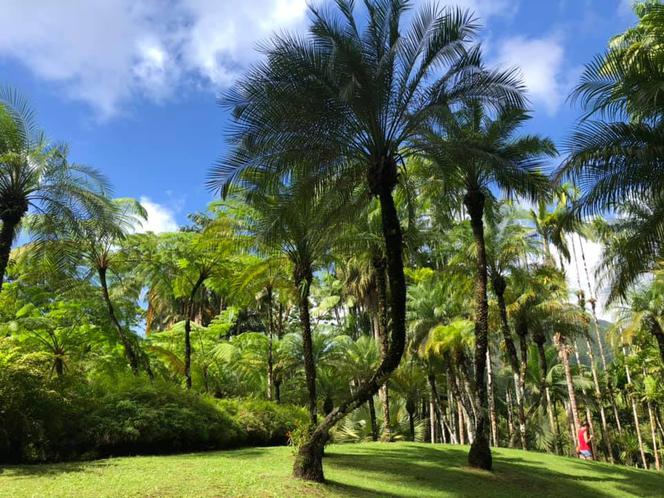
left=324, top=444, right=664, bottom=498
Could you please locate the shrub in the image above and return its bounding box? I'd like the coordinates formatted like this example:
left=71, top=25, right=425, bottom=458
left=0, top=365, right=308, bottom=463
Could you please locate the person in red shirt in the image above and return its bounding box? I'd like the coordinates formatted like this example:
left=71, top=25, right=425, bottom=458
left=577, top=421, right=593, bottom=460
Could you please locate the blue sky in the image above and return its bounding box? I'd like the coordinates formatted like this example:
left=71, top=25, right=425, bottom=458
left=0, top=0, right=636, bottom=232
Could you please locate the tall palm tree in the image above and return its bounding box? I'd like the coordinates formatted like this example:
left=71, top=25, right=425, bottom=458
left=211, top=0, right=524, bottom=480
left=0, top=89, right=109, bottom=291
left=238, top=172, right=351, bottom=428
left=416, top=103, right=554, bottom=467
left=558, top=0, right=664, bottom=299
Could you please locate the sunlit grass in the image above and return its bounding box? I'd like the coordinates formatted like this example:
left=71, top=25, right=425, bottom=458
left=2, top=442, right=663, bottom=497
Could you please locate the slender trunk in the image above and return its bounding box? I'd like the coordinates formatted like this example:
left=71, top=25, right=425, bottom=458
left=507, top=388, right=515, bottom=447
left=458, top=403, right=466, bottom=445
left=447, top=381, right=458, bottom=444
left=98, top=266, right=139, bottom=374
left=0, top=214, right=21, bottom=293
left=185, top=273, right=207, bottom=390
left=368, top=395, right=378, bottom=442
left=407, top=400, right=416, bottom=442
left=428, top=374, right=445, bottom=444
left=546, top=387, right=561, bottom=454
left=486, top=347, right=498, bottom=447
left=644, top=368, right=661, bottom=470
left=429, top=397, right=436, bottom=443
left=586, top=334, right=613, bottom=463
left=556, top=333, right=580, bottom=433
left=465, top=189, right=492, bottom=470
left=266, top=286, right=274, bottom=401
left=293, top=179, right=407, bottom=482
left=516, top=322, right=528, bottom=450
left=624, top=347, right=648, bottom=468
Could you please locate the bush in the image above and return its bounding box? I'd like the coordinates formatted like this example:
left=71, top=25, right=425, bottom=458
left=0, top=364, right=308, bottom=463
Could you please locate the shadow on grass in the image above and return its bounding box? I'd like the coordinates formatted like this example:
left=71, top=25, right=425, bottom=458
left=0, top=445, right=272, bottom=478
left=324, top=444, right=664, bottom=498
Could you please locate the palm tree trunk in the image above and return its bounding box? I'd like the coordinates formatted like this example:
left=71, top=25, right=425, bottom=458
left=373, top=254, right=392, bottom=441
left=368, top=395, right=378, bottom=442
left=295, top=268, right=317, bottom=427
left=98, top=266, right=140, bottom=375
left=266, top=286, right=274, bottom=401
left=184, top=273, right=207, bottom=390
left=486, top=348, right=498, bottom=447
left=493, top=275, right=525, bottom=448
left=464, top=189, right=492, bottom=470
left=556, top=333, right=580, bottom=434
left=407, top=399, right=416, bottom=442
left=429, top=397, right=436, bottom=443
left=643, top=368, right=661, bottom=470
left=515, top=322, right=529, bottom=450
left=293, top=183, right=407, bottom=482
left=624, top=347, right=648, bottom=468
left=546, top=387, right=561, bottom=454
left=585, top=334, right=614, bottom=462
left=447, top=381, right=458, bottom=444
left=507, top=388, right=515, bottom=447
left=0, top=216, right=20, bottom=293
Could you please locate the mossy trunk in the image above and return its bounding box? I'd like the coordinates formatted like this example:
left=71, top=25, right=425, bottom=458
left=465, top=189, right=492, bottom=470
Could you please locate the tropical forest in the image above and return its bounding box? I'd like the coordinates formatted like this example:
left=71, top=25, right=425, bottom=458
left=0, top=1, right=663, bottom=497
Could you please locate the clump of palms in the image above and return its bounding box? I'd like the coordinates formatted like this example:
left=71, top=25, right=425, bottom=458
left=212, top=0, right=526, bottom=479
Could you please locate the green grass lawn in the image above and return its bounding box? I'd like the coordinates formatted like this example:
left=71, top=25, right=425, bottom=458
left=2, top=443, right=663, bottom=498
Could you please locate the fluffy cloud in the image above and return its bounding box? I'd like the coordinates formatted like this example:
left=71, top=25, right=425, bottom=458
left=135, top=196, right=179, bottom=234
left=492, top=34, right=569, bottom=116
left=0, top=0, right=308, bottom=118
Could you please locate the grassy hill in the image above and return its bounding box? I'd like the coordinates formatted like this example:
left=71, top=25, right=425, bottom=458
left=1, top=443, right=662, bottom=497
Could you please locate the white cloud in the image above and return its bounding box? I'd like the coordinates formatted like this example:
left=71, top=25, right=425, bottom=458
left=493, top=34, right=568, bottom=116
left=136, top=196, right=179, bottom=233
left=0, top=0, right=308, bottom=118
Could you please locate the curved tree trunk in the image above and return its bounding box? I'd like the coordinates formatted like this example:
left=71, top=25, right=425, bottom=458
left=464, top=189, right=492, bottom=470
left=98, top=266, right=140, bottom=375
left=293, top=180, right=406, bottom=482
left=0, top=216, right=21, bottom=293
left=185, top=273, right=207, bottom=390
left=585, top=334, right=613, bottom=462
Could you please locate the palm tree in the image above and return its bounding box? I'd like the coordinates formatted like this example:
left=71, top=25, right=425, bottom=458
left=237, top=172, right=351, bottom=428
left=0, top=89, right=109, bottom=292
left=417, top=103, right=554, bottom=467
left=211, top=0, right=524, bottom=480
left=485, top=206, right=539, bottom=449
left=558, top=0, right=664, bottom=299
